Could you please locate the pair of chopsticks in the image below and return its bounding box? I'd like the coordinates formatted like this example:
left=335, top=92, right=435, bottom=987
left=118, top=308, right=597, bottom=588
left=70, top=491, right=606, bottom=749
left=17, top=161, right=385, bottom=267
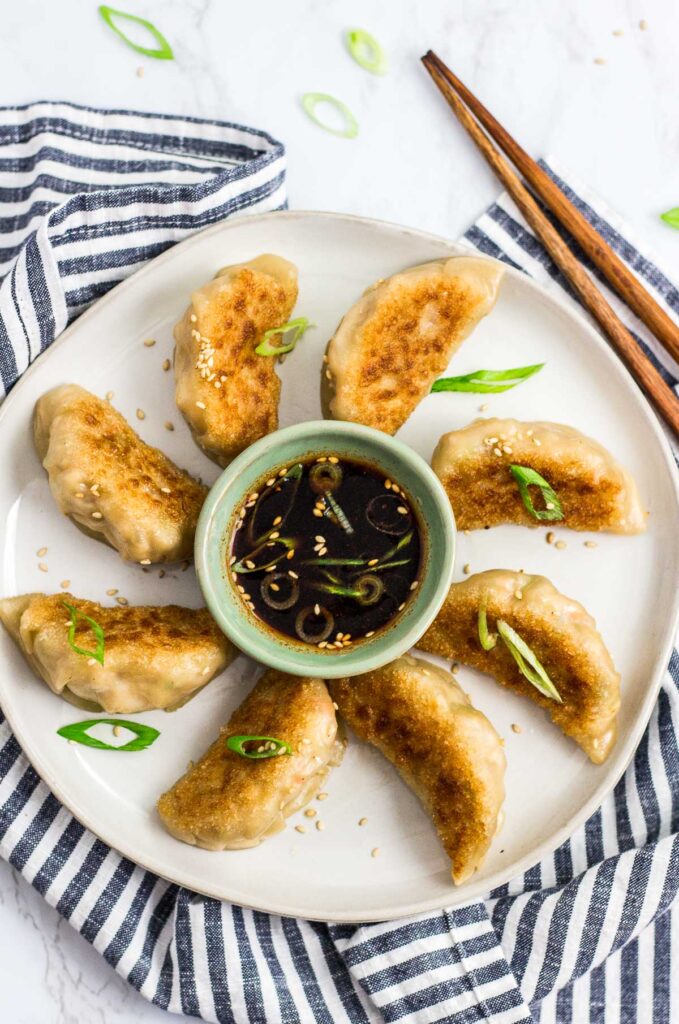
left=421, top=50, right=679, bottom=437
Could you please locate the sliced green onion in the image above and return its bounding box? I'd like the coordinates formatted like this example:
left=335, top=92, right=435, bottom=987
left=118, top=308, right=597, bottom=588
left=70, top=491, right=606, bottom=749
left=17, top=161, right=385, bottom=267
left=247, top=463, right=303, bottom=544
left=303, top=556, right=366, bottom=567
left=326, top=492, right=354, bottom=534
left=63, top=601, right=105, bottom=666
left=255, top=318, right=314, bottom=357
left=496, top=620, right=563, bottom=703
left=377, top=530, right=413, bottom=565
left=313, top=574, right=384, bottom=606
left=301, top=93, right=359, bottom=139
left=226, top=735, right=292, bottom=759
left=509, top=464, right=564, bottom=522
left=233, top=536, right=297, bottom=574
left=295, top=606, right=334, bottom=643
left=98, top=6, right=174, bottom=59
left=345, top=29, right=388, bottom=75
left=432, top=363, right=544, bottom=394
left=477, top=595, right=497, bottom=651
left=660, top=208, right=679, bottom=230
left=57, top=719, right=160, bottom=751
left=361, top=558, right=410, bottom=573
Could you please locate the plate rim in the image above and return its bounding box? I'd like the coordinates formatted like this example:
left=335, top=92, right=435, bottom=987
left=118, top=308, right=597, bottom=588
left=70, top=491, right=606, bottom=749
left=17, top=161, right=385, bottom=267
left=1, top=208, right=678, bottom=922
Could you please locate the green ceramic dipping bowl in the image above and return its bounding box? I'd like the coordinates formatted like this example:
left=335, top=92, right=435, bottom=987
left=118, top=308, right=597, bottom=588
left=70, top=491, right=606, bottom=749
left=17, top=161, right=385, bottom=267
left=195, top=421, right=455, bottom=678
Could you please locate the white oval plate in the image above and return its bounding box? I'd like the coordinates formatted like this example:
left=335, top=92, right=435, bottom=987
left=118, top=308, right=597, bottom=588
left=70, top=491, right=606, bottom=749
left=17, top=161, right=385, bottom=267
left=1, top=211, right=677, bottom=923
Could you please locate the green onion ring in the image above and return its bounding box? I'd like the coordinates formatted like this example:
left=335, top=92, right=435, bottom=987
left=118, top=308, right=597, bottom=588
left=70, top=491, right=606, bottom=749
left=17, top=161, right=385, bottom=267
left=260, top=573, right=300, bottom=611
left=295, top=606, right=334, bottom=644
left=496, top=620, right=563, bottom=703
left=301, top=93, right=359, bottom=138
left=509, top=464, right=564, bottom=522
left=255, top=318, right=314, bottom=357
left=57, top=719, right=159, bottom=751
left=63, top=601, right=105, bottom=666
left=345, top=28, right=388, bottom=75
left=226, top=735, right=292, bottom=759
left=309, top=461, right=343, bottom=494
left=98, top=6, right=174, bottom=59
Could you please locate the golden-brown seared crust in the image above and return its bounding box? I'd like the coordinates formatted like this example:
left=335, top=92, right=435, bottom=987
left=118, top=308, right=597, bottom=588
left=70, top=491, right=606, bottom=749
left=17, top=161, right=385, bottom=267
left=173, top=254, right=298, bottom=466
left=34, top=384, right=207, bottom=563
left=157, top=671, right=343, bottom=850
left=325, top=257, right=503, bottom=434
left=432, top=418, right=646, bottom=533
left=0, top=593, right=231, bottom=714
left=418, top=570, right=620, bottom=763
left=329, top=655, right=505, bottom=884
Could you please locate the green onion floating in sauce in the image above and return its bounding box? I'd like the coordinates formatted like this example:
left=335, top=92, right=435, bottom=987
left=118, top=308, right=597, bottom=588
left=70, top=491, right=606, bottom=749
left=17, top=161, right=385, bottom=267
left=226, top=735, right=292, bottom=759
left=314, top=574, right=384, bottom=606
left=309, top=460, right=342, bottom=494
left=477, top=595, right=497, bottom=651
left=255, top=318, right=314, bottom=357
left=301, top=93, right=359, bottom=138
left=261, top=573, right=300, bottom=610
left=98, top=6, right=174, bottom=59
left=345, top=28, right=388, bottom=75
left=325, top=492, right=354, bottom=534
left=57, top=718, right=160, bottom=751
left=496, top=620, right=563, bottom=703
left=233, top=536, right=297, bottom=574
left=63, top=601, right=105, bottom=666
left=247, top=463, right=303, bottom=544
left=660, top=208, right=679, bottom=230
left=432, top=363, right=544, bottom=394
left=509, top=464, right=564, bottom=522
left=295, top=606, right=334, bottom=643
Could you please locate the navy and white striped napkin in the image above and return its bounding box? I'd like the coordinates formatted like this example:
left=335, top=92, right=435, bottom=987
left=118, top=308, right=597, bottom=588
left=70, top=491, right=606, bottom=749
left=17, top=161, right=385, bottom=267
left=0, top=106, right=677, bottom=1024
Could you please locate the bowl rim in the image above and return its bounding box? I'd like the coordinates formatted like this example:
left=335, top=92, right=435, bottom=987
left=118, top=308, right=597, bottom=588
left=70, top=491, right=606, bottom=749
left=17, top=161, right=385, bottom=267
left=194, top=420, right=456, bottom=677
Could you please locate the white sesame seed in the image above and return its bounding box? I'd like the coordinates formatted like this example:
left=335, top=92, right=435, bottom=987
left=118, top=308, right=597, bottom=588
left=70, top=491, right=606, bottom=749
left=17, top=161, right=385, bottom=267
left=91, top=511, right=103, bottom=520
left=584, top=541, right=598, bottom=548
left=106, top=588, right=118, bottom=596
left=304, top=808, right=317, bottom=818
left=613, top=29, right=624, bottom=36
left=313, top=509, right=323, bottom=517
left=314, top=603, right=321, bottom=615
left=295, top=825, right=306, bottom=834
left=514, top=590, right=523, bottom=600
left=410, top=580, right=418, bottom=590
left=546, top=532, right=555, bottom=545
left=115, top=596, right=128, bottom=606
left=60, top=580, right=70, bottom=589
left=512, top=723, right=522, bottom=734
left=328, top=456, right=339, bottom=464
left=87, top=657, right=97, bottom=666
left=398, top=602, right=405, bottom=611
left=196, top=401, right=206, bottom=410
left=479, top=403, right=489, bottom=412
left=397, top=506, right=408, bottom=514
left=143, top=338, right=156, bottom=347
left=371, top=847, right=380, bottom=858
left=105, top=390, right=114, bottom=401
left=278, top=467, right=288, bottom=477
left=113, top=725, right=122, bottom=737
left=503, top=446, right=513, bottom=455
left=555, top=540, right=567, bottom=550
left=545, top=502, right=555, bottom=511
left=273, top=516, right=282, bottom=526
left=162, top=358, right=171, bottom=371
left=315, top=535, right=325, bottom=543
left=639, top=19, right=648, bottom=30
left=136, top=408, right=146, bottom=420
left=36, top=546, right=48, bottom=557
left=164, top=421, right=174, bottom=431
left=269, top=531, right=280, bottom=540
left=160, top=487, right=171, bottom=494
left=317, top=792, right=329, bottom=801
left=593, top=57, right=607, bottom=65
left=365, top=630, right=375, bottom=638
left=533, top=438, right=542, bottom=446
left=358, top=817, right=368, bottom=826
left=190, top=313, right=197, bottom=323
left=316, top=820, right=325, bottom=831
left=140, top=559, right=151, bottom=565
left=384, top=479, right=392, bottom=489
left=74, top=492, right=84, bottom=498
left=463, top=563, right=471, bottom=575
left=493, top=447, right=502, bottom=457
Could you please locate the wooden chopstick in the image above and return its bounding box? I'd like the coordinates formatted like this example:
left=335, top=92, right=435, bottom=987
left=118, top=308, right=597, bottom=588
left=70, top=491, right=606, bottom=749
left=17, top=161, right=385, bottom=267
left=421, top=50, right=679, bottom=437
left=423, top=50, right=679, bottom=367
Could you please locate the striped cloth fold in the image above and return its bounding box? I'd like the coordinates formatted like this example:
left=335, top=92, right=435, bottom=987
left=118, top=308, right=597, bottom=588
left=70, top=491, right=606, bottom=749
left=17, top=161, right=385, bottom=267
left=0, top=108, right=676, bottom=1024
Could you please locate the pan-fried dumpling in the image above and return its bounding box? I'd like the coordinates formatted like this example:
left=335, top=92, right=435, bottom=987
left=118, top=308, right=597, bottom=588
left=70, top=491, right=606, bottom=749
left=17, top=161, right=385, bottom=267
left=34, top=385, right=207, bottom=564
left=0, top=593, right=232, bottom=714
left=418, top=570, right=620, bottom=763
left=329, top=655, right=505, bottom=884
left=174, top=254, right=298, bottom=466
left=324, top=257, right=503, bottom=434
left=432, top=418, right=646, bottom=533
left=157, top=671, right=343, bottom=849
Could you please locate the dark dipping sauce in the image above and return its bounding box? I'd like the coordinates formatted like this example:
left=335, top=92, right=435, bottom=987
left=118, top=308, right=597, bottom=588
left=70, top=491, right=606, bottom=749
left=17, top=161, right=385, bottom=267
left=228, top=455, right=423, bottom=649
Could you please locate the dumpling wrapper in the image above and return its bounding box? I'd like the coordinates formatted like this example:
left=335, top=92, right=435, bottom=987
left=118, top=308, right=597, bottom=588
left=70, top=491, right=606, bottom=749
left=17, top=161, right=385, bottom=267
left=0, top=593, right=232, bottom=714
left=324, top=256, right=503, bottom=434
left=173, top=254, right=298, bottom=466
left=34, top=384, right=207, bottom=564
left=418, top=570, right=620, bottom=763
left=157, top=671, right=344, bottom=850
left=329, top=655, right=505, bottom=885
left=432, top=418, right=646, bottom=533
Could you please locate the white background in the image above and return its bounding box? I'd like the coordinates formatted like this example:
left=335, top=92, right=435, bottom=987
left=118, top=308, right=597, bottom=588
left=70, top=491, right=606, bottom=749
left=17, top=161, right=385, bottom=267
left=1, top=0, right=678, bottom=1021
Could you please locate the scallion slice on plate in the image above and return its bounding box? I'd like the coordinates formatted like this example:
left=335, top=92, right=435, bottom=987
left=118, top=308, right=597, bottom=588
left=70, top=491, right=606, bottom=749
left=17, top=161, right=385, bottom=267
left=660, top=208, right=679, bottom=230
left=98, top=6, right=174, bottom=59
left=496, top=620, right=563, bottom=703
left=301, top=93, right=359, bottom=139
left=509, top=464, right=564, bottom=521
left=345, top=29, right=388, bottom=75
left=63, top=601, right=105, bottom=665
left=57, top=719, right=160, bottom=751
left=226, top=735, right=292, bottom=759
left=432, top=363, right=544, bottom=394
left=255, top=318, right=314, bottom=357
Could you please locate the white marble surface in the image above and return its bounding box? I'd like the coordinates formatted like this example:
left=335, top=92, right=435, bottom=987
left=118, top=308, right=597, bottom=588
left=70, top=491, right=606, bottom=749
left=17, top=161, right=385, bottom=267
left=1, top=0, right=678, bottom=1020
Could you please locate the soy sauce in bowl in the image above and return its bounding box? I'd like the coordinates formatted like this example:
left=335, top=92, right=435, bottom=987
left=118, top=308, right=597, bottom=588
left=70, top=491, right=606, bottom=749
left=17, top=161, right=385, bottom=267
left=228, top=455, right=422, bottom=649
